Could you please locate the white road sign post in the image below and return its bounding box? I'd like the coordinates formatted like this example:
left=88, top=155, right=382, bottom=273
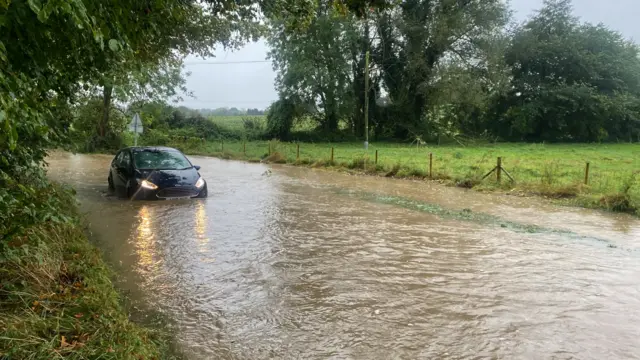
left=128, top=113, right=143, bottom=146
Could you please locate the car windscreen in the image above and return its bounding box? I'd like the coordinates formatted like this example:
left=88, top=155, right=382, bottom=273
left=133, top=150, right=192, bottom=170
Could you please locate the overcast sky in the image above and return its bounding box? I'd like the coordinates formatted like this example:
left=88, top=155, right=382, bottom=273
left=179, top=0, right=640, bottom=110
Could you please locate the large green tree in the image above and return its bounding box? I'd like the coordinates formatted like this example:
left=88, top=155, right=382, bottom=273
left=422, top=31, right=511, bottom=141
left=490, top=0, right=640, bottom=142
left=268, top=3, right=360, bottom=133
left=373, top=0, right=509, bottom=139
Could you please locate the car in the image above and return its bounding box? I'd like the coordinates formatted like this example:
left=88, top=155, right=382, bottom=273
left=107, top=146, right=207, bottom=200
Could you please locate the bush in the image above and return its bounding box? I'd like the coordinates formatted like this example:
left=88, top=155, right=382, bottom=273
left=347, top=157, right=367, bottom=169
left=242, top=116, right=263, bottom=131
left=262, top=152, right=286, bottom=164
left=140, top=128, right=170, bottom=145
left=599, top=193, right=636, bottom=213
left=242, top=116, right=265, bottom=139
left=266, top=99, right=297, bottom=140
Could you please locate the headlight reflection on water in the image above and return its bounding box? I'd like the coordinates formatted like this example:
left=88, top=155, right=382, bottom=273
left=195, top=201, right=211, bottom=255
left=134, top=205, right=160, bottom=272
left=133, top=201, right=213, bottom=276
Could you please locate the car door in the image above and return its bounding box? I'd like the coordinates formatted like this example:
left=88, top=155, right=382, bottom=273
left=110, top=151, right=125, bottom=196
left=115, top=150, right=133, bottom=196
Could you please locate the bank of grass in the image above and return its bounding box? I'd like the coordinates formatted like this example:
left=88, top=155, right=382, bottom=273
left=159, top=139, right=640, bottom=214
left=0, top=184, right=174, bottom=359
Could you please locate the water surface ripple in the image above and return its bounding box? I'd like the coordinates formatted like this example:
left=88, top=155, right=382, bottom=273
left=47, top=152, right=640, bottom=359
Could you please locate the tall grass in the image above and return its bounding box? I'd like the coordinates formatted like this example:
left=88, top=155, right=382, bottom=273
left=0, top=185, right=175, bottom=359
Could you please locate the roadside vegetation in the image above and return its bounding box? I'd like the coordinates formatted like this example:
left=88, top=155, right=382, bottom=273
left=1, top=0, right=335, bottom=358
left=2, top=0, right=640, bottom=355
left=0, top=184, right=176, bottom=359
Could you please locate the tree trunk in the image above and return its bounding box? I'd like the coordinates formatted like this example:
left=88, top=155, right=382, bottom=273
left=100, top=85, right=113, bottom=137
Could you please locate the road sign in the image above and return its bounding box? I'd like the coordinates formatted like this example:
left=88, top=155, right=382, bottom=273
left=128, top=113, right=143, bottom=134
left=128, top=113, right=143, bottom=146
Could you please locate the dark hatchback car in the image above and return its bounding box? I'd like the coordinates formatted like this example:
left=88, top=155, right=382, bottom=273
left=108, top=146, right=207, bottom=200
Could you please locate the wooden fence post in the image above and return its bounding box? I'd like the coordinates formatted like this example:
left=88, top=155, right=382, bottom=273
left=375, top=149, right=378, bottom=165
left=584, top=162, right=590, bottom=185
left=297, top=143, right=300, bottom=160
left=497, top=157, right=502, bottom=182
left=243, top=142, right=246, bottom=155
left=330, top=147, right=334, bottom=163
left=429, top=152, right=433, bottom=179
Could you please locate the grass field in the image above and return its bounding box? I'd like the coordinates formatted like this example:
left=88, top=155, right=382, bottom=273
left=209, top=115, right=323, bottom=134
left=157, top=137, right=640, bottom=215
left=209, top=115, right=265, bottom=132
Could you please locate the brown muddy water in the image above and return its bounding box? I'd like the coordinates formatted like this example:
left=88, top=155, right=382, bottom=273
left=47, top=151, right=640, bottom=359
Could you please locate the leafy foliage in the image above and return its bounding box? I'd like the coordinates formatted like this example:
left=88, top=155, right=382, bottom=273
left=376, top=0, right=509, bottom=138
left=490, top=0, right=640, bottom=142
left=264, top=0, right=640, bottom=144
left=268, top=3, right=359, bottom=133
left=266, top=98, right=301, bottom=140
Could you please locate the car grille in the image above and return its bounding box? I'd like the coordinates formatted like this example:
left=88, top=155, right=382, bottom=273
left=156, top=187, right=198, bottom=199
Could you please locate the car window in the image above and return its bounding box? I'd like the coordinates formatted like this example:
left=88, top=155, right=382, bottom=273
left=114, top=151, right=124, bottom=167
left=122, top=151, right=131, bottom=169
left=133, top=150, right=192, bottom=170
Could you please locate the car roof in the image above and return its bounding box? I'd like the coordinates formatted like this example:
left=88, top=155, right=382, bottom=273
left=123, top=146, right=181, bottom=153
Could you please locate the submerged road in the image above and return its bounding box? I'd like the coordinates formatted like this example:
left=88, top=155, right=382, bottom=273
left=47, top=151, right=640, bottom=359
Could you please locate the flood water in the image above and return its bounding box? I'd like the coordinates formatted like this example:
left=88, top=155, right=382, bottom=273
left=47, top=151, right=640, bottom=359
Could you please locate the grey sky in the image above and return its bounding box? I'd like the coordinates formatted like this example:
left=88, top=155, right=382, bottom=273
left=179, top=0, right=640, bottom=110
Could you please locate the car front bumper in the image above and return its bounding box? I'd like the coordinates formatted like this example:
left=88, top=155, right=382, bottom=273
left=131, top=185, right=205, bottom=200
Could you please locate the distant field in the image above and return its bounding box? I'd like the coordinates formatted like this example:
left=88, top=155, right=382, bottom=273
left=209, top=115, right=266, bottom=132
left=166, top=138, right=640, bottom=214
left=209, top=115, right=321, bottom=133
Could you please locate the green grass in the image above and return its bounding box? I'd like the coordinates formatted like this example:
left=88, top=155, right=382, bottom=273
left=208, top=115, right=320, bottom=134
left=0, top=184, right=175, bottom=359
left=209, top=115, right=266, bottom=132
left=158, top=139, right=640, bottom=214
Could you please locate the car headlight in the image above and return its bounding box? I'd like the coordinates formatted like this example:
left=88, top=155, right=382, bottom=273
left=195, top=177, right=205, bottom=188
left=140, top=179, right=158, bottom=190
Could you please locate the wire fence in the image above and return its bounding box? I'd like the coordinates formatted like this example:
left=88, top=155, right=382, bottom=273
left=151, top=136, right=640, bottom=204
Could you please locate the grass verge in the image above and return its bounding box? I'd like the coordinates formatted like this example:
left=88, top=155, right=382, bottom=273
left=0, top=184, right=174, bottom=359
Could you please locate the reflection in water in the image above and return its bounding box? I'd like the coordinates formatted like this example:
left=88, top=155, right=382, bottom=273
left=46, top=151, right=640, bottom=360
left=194, top=201, right=209, bottom=254
left=134, top=205, right=158, bottom=272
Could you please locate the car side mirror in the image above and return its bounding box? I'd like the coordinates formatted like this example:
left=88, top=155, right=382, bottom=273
left=194, top=165, right=201, bottom=171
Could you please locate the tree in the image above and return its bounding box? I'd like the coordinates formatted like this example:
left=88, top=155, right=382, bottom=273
left=490, top=0, right=640, bottom=142
left=268, top=3, right=358, bottom=133
left=373, top=0, right=509, bottom=139
left=266, top=98, right=303, bottom=140
left=247, top=108, right=265, bottom=115
left=422, top=31, right=511, bottom=140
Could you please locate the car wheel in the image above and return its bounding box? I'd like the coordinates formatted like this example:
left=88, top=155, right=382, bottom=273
left=108, top=174, right=115, bottom=192
left=195, top=183, right=208, bottom=198
left=126, top=181, right=137, bottom=200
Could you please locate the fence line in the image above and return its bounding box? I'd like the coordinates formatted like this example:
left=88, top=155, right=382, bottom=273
left=148, top=137, right=638, bottom=195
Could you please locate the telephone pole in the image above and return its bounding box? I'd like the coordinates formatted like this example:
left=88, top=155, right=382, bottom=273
left=364, top=50, right=370, bottom=150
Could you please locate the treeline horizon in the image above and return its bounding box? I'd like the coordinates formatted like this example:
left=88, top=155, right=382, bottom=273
left=264, top=0, right=640, bottom=144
